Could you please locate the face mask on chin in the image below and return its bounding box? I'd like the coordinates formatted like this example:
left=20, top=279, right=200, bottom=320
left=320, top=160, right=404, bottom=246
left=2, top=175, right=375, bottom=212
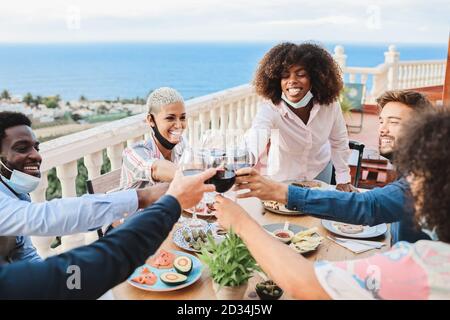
left=150, top=114, right=177, bottom=150
left=281, top=90, right=314, bottom=109
left=0, top=159, right=41, bottom=194
left=418, top=218, right=439, bottom=241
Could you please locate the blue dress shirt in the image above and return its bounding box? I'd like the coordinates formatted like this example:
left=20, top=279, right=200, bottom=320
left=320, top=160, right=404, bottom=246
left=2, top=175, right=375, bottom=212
left=0, top=182, right=139, bottom=236
left=0, top=179, right=139, bottom=264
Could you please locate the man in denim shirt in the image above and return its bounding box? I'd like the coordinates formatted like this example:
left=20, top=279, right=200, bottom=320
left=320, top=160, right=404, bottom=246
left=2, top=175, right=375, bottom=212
left=235, top=90, right=432, bottom=243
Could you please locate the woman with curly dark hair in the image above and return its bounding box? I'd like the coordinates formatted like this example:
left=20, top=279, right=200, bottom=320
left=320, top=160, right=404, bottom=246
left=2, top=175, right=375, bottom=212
left=214, top=105, right=450, bottom=299
left=246, top=42, right=355, bottom=191
left=395, top=106, right=450, bottom=243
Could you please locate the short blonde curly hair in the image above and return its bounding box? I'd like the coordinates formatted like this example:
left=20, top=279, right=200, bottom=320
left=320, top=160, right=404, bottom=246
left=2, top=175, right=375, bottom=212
left=147, top=87, right=184, bottom=114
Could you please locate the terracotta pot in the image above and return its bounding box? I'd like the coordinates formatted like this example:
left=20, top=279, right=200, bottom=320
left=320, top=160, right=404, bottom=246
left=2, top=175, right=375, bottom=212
left=212, top=281, right=248, bottom=300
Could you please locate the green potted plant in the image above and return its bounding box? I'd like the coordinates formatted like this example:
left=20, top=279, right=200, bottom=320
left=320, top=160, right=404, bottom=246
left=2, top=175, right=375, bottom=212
left=199, top=230, right=260, bottom=300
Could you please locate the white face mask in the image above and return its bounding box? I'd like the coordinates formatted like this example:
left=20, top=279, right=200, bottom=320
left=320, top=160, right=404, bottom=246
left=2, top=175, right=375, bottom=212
left=281, top=90, right=314, bottom=109
left=418, top=217, right=439, bottom=241
left=0, top=160, right=41, bottom=194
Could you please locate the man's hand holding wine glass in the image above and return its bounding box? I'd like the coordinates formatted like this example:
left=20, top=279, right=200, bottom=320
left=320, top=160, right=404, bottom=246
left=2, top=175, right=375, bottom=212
left=166, top=168, right=217, bottom=209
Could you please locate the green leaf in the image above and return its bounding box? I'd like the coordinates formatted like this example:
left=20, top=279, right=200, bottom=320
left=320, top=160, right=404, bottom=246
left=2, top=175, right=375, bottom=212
left=199, top=229, right=258, bottom=287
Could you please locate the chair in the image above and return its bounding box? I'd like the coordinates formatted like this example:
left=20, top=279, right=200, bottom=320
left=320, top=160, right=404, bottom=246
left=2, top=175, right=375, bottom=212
left=343, top=83, right=365, bottom=133
left=330, top=140, right=365, bottom=188
left=86, top=168, right=122, bottom=237
left=86, top=168, right=122, bottom=195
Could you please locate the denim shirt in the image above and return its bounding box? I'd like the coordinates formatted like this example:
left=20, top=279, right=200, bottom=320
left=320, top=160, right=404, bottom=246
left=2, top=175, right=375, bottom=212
left=0, top=182, right=42, bottom=264
left=286, top=179, right=430, bottom=243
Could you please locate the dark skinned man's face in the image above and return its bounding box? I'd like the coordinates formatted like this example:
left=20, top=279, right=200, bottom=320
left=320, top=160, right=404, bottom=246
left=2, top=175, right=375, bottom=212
left=0, top=125, right=42, bottom=179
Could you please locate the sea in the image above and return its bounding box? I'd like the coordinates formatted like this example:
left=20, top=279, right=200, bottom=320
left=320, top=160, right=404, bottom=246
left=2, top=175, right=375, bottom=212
left=0, top=42, right=447, bottom=101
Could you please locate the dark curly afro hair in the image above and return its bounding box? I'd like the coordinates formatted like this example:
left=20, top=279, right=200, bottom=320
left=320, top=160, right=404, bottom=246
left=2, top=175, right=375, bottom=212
left=253, top=42, right=343, bottom=106
left=395, top=105, right=450, bottom=242
left=0, top=112, right=32, bottom=152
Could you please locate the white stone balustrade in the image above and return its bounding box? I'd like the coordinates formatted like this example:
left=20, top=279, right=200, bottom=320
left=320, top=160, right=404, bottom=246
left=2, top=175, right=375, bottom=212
left=30, top=84, right=259, bottom=256
left=334, top=44, right=446, bottom=104
left=397, top=60, right=446, bottom=89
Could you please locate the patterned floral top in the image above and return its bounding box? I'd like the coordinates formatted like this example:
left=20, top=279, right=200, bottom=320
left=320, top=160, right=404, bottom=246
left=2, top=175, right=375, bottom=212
left=120, top=132, right=187, bottom=190
left=314, top=240, right=450, bottom=299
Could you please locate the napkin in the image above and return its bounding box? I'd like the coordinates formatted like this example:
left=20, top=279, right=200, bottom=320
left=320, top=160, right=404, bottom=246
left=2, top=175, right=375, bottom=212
left=327, top=236, right=385, bottom=254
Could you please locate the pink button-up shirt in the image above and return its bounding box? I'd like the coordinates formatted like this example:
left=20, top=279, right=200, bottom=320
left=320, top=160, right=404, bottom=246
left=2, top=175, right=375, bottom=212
left=246, top=100, right=351, bottom=183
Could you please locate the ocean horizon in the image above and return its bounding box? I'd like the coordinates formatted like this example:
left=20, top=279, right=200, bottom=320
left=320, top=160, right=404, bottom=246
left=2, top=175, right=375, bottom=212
left=0, top=42, right=447, bottom=101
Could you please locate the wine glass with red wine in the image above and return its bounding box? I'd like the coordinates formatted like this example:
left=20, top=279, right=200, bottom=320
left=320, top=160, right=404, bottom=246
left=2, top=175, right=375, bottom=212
left=204, top=148, right=237, bottom=195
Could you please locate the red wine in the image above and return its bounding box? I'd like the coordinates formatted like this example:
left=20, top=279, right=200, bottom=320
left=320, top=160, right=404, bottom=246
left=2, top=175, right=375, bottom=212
left=206, top=169, right=236, bottom=193
left=183, top=169, right=204, bottom=176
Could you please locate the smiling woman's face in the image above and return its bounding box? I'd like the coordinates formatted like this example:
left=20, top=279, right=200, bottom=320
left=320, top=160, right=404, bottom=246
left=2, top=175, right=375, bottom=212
left=280, top=64, right=312, bottom=103
left=147, top=101, right=186, bottom=144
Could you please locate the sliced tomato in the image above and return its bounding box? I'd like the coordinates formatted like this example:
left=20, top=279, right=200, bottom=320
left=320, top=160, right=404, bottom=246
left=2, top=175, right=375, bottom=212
left=150, top=250, right=176, bottom=268
left=142, top=273, right=157, bottom=286
left=131, top=275, right=145, bottom=284
left=141, top=267, right=151, bottom=274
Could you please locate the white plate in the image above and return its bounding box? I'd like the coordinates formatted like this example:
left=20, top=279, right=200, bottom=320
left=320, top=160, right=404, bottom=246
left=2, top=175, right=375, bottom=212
left=262, top=223, right=322, bottom=254
left=173, top=224, right=221, bottom=253
left=262, top=180, right=333, bottom=216
left=284, top=179, right=334, bottom=191
left=262, top=201, right=304, bottom=216
left=183, top=205, right=216, bottom=217
left=263, top=223, right=307, bottom=234
left=321, top=220, right=387, bottom=239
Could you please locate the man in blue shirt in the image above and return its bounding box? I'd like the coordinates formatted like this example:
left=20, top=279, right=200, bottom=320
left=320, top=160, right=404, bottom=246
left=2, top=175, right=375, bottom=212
left=0, top=111, right=167, bottom=263
left=234, top=90, right=432, bottom=243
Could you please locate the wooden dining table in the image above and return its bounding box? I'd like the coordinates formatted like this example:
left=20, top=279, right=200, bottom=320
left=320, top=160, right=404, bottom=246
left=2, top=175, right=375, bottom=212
left=112, top=194, right=391, bottom=300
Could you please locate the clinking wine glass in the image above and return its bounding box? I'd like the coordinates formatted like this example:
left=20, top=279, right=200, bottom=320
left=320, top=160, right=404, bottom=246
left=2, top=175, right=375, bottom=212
left=179, top=147, right=207, bottom=228
left=204, top=148, right=237, bottom=196
left=230, top=138, right=256, bottom=172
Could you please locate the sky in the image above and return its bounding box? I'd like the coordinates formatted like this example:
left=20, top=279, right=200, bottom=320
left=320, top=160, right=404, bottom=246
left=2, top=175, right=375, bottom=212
left=0, top=0, right=449, bottom=44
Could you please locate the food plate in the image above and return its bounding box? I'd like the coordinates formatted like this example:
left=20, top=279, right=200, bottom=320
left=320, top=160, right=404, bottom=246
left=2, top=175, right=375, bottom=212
left=184, top=203, right=216, bottom=217
left=173, top=224, right=223, bottom=252
left=262, top=223, right=323, bottom=254
left=262, top=180, right=333, bottom=216
left=321, top=220, right=387, bottom=239
left=262, top=201, right=301, bottom=215
left=284, top=180, right=332, bottom=190
left=127, top=250, right=203, bottom=292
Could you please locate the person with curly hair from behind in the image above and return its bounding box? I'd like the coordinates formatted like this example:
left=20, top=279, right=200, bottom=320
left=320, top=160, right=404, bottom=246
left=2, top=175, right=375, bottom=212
left=246, top=42, right=356, bottom=192
left=214, top=105, right=450, bottom=299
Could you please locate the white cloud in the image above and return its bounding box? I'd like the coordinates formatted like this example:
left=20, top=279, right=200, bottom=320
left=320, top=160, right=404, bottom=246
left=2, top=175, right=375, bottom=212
left=267, top=16, right=358, bottom=26
left=0, top=0, right=448, bottom=43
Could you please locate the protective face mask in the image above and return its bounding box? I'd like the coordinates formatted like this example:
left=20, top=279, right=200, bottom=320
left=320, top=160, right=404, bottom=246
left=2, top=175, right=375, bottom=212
left=422, top=227, right=439, bottom=241
left=281, top=90, right=314, bottom=109
left=150, top=115, right=177, bottom=150
left=0, top=159, right=41, bottom=194
left=418, top=218, right=439, bottom=241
